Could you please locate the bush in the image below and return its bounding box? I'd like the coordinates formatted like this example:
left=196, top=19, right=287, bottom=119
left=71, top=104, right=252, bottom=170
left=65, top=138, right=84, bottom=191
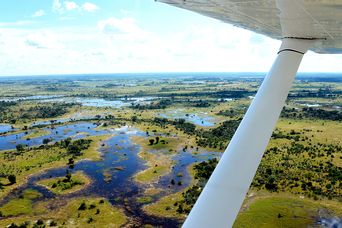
left=50, top=220, right=57, bottom=226
left=8, top=174, right=16, bottom=184
left=36, top=219, right=44, bottom=225
left=78, top=202, right=87, bottom=210
left=16, top=144, right=25, bottom=152
left=89, top=204, right=96, bottom=209
left=87, top=217, right=93, bottom=223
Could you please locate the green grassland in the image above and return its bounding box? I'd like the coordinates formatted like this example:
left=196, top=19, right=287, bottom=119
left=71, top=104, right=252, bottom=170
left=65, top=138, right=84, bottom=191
left=0, top=75, right=341, bottom=226
left=143, top=191, right=185, bottom=219
left=141, top=118, right=342, bottom=223
left=0, top=134, right=110, bottom=199
left=37, top=171, right=91, bottom=195
left=0, top=197, right=127, bottom=227
left=132, top=136, right=180, bottom=184
left=234, top=193, right=342, bottom=228
left=0, top=189, right=42, bottom=217
left=22, top=129, right=50, bottom=140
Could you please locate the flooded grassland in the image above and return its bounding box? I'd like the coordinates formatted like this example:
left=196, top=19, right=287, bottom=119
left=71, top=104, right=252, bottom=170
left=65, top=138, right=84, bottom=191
left=0, top=74, right=341, bottom=227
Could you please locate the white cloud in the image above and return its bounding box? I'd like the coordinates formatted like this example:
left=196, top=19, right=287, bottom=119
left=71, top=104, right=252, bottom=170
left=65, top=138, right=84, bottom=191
left=82, top=2, right=99, bottom=12
left=32, top=10, right=46, bottom=18
left=52, top=0, right=99, bottom=14
left=64, top=1, right=78, bottom=11
left=25, top=32, right=63, bottom=49
left=52, top=0, right=63, bottom=13
left=52, top=0, right=78, bottom=13
left=97, top=17, right=148, bottom=41
left=0, top=20, right=32, bottom=27
left=0, top=16, right=341, bottom=76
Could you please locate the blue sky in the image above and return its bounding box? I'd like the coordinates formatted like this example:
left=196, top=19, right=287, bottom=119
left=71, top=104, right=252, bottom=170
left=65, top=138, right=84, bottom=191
left=0, top=0, right=341, bottom=76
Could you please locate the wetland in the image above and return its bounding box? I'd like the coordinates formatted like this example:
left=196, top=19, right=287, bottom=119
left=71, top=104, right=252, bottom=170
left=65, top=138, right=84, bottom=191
left=0, top=73, right=341, bottom=227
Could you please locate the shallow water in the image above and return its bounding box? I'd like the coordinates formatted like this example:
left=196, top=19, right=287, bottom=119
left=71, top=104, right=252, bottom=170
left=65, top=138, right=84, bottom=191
left=0, top=124, right=13, bottom=134
left=0, top=123, right=220, bottom=226
left=0, top=95, right=64, bottom=102
left=1, top=95, right=157, bottom=108
left=0, top=127, right=183, bottom=226
left=156, top=149, right=221, bottom=192
left=0, top=122, right=108, bottom=151
left=160, top=109, right=216, bottom=127
left=41, top=96, right=157, bottom=108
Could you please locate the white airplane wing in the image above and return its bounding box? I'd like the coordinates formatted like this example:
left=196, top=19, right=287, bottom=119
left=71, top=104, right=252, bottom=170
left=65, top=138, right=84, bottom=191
left=158, top=0, right=342, bottom=54
left=156, top=0, right=342, bottom=227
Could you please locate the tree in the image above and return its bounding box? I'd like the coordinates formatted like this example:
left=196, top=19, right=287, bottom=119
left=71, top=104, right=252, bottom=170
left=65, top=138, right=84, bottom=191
left=131, top=116, right=138, bottom=122
left=65, top=170, right=72, bottom=182
left=43, top=138, right=51, bottom=144
left=61, top=137, right=72, bottom=148
left=8, top=174, right=16, bottom=184
left=155, top=136, right=160, bottom=144
left=68, top=158, right=74, bottom=165
left=78, top=202, right=87, bottom=210
left=67, top=145, right=81, bottom=155
left=16, top=144, right=25, bottom=152
left=149, top=139, right=155, bottom=145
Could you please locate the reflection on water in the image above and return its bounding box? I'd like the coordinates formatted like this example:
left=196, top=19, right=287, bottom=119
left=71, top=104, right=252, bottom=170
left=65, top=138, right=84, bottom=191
left=157, top=149, right=221, bottom=191
left=0, top=122, right=108, bottom=151
left=160, top=109, right=216, bottom=127
left=0, top=124, right=13, bottom=134
left=0, top=124, right=221, bottom=226
left=1, top=95, right=158, bottom=108
left=41, top=96, right=157, bottom=108
left=0, top=95, right=64, bottom=102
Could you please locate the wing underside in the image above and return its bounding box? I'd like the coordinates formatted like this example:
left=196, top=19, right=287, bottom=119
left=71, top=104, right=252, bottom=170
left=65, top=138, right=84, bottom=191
left=157, top=0, right=342, bottom=54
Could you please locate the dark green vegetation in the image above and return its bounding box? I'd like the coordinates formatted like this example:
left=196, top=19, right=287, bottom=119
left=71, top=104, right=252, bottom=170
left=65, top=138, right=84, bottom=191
left=282, top=106, right=342, bottom=121
left=153, top=117, right=241, bottom=149
left=176, top=128, right=342, bottom=214
left=176, top=158, right=219, bottom=214
left=196, top=120, right=240, bottom=149
left=0, top=73, right=341, bottom=226
left=0, top=102, right=76, bottom=124
left=253, top=140, right=342, bottom=198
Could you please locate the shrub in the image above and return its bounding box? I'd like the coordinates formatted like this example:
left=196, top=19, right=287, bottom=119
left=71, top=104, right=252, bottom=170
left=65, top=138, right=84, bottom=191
left=8, top=174, right=16, bottom=184
left=78, top=202, right=87, bottom=210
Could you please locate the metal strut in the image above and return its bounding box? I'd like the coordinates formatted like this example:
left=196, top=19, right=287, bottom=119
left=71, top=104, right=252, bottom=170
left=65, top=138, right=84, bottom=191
left=182, top=38, right=312, bottom=228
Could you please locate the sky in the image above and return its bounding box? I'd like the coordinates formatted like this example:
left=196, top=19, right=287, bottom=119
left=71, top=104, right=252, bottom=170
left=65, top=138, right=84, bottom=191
left=0, top=0, right=341, bottom=76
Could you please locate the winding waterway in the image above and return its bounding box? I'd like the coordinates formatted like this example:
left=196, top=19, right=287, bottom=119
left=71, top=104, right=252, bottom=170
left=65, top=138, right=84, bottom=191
left=0, top=123, right=220, bottom=226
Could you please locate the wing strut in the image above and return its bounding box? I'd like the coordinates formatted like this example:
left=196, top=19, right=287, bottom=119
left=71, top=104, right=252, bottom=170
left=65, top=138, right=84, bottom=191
left=183, top=38, right=312, bottom=228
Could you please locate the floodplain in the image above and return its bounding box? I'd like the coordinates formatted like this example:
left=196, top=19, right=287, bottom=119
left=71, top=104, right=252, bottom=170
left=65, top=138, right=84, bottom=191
left=0, top=73, right=341, bottom=227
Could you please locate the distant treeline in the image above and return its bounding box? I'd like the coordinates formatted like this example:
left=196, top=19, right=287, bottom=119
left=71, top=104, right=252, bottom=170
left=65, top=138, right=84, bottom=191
left=70, top=89, right=256, bottom=101
left=153, top=89, right=254, bottom=99
left=0, top=102, right=76, bottom=124
left=281, top=107, right=342, bottom=121
left=288, top=88, right=342, bottom=98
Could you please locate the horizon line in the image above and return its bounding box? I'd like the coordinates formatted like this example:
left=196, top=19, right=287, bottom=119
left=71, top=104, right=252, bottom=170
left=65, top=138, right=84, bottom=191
left=0, top=71, right=341, bottom=78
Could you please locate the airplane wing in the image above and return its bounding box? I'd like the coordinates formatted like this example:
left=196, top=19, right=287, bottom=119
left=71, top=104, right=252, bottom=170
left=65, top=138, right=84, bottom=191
left=155, top=0, right=342, bottom=227
left=158, top=0, right=342, bottom=54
